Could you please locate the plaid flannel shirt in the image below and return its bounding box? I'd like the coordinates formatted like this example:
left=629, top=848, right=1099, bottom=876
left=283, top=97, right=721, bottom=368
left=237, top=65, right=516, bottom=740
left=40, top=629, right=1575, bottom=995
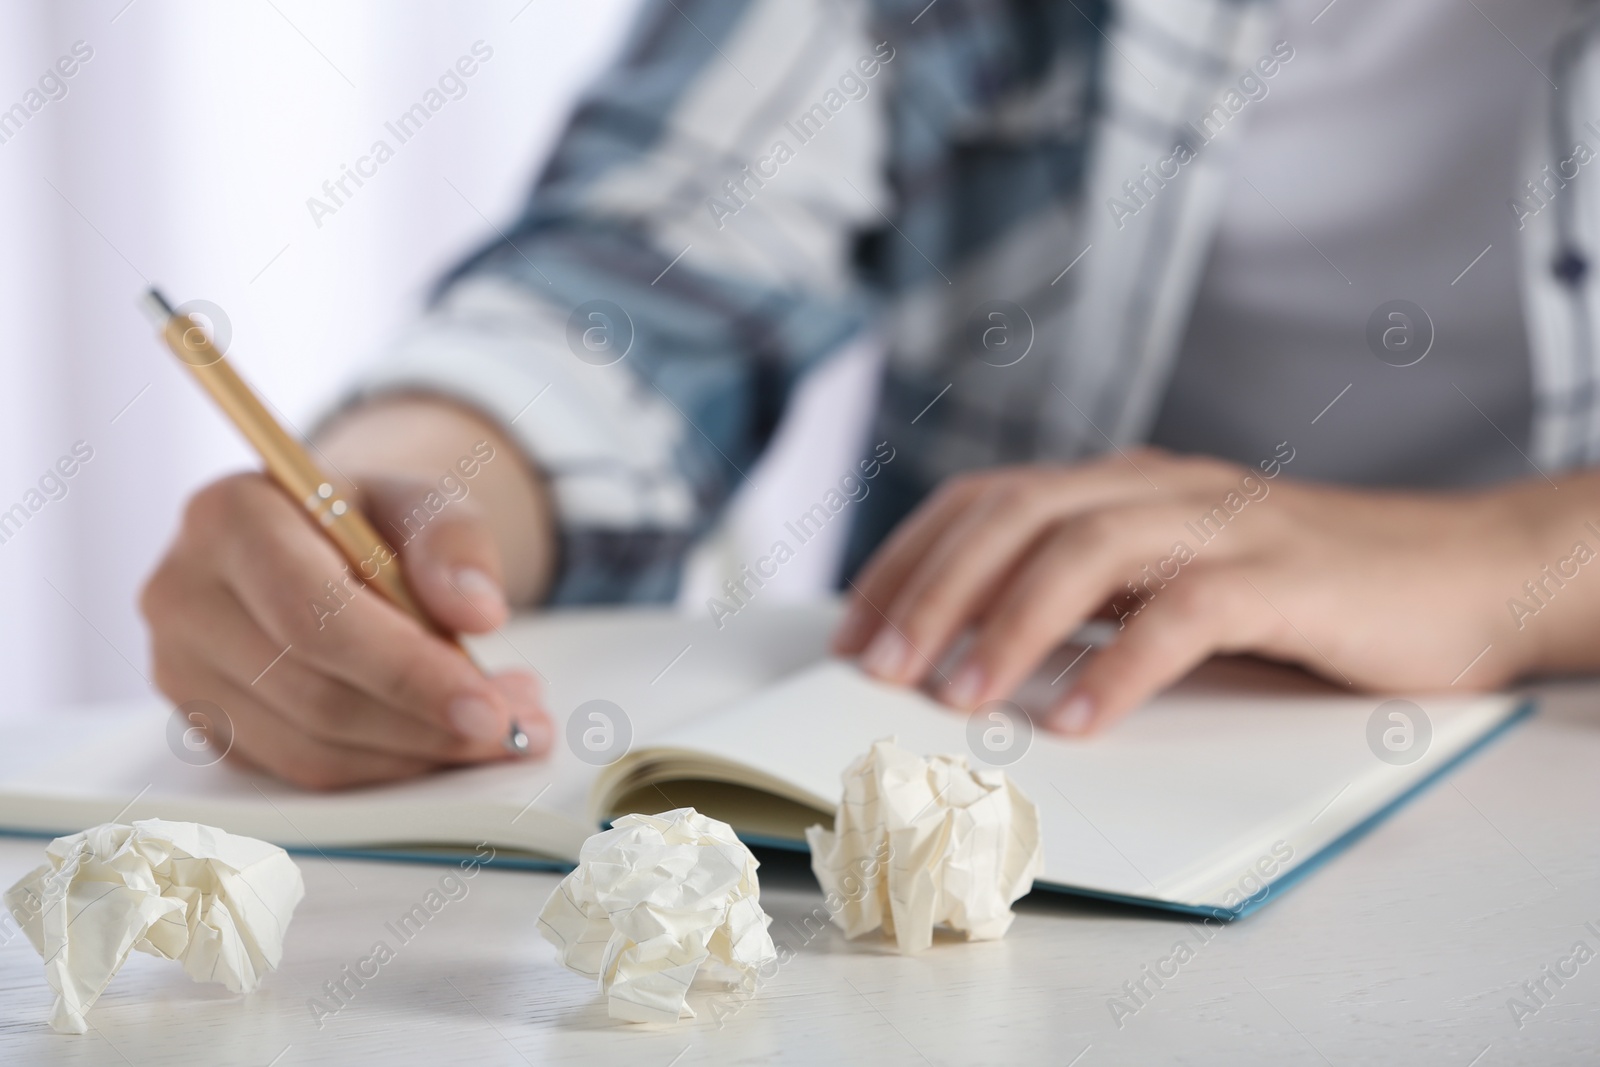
left=354, top=0, right=1600, bottom=604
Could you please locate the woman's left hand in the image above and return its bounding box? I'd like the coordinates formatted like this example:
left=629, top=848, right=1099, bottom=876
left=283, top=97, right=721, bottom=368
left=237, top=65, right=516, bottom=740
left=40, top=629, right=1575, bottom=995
left=832, top=448, right=1564, bottom=736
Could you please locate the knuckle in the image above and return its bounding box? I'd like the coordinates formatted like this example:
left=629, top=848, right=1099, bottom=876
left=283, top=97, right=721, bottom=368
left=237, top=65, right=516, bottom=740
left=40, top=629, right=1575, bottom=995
left=184, top=472, right=266, bottom=535
left=279, top=667, right=348, bottom=727
left=370, top=655, right=440, bottom=714
left=1162, top=579, right=1214, bottom=625
left=282, top=581, right=359, bottom=648
left=1062, top=508, right=1123, bottom=548
left=895, top=590, right=951, bottom=643
left=278, top=595, right=333, bottom=646
left=978, top=479, right=1035, bottom=519
left=407, top=506, right=496, bottom=565
left=384, top=502, right=442, bottom=553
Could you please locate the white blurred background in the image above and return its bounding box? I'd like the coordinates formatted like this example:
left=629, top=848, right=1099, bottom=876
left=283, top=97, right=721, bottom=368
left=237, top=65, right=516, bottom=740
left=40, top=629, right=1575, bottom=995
left=0, top=0, right=877, bottom=719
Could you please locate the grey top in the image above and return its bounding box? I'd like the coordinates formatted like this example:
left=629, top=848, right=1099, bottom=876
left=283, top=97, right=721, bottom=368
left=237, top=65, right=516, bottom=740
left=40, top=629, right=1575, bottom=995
left=1150, top=0, right=1573, bottom=489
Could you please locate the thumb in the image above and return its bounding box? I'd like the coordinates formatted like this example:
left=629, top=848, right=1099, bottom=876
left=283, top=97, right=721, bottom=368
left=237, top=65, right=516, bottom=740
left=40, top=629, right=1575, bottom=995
left=360, top=475, right=510, bottom=635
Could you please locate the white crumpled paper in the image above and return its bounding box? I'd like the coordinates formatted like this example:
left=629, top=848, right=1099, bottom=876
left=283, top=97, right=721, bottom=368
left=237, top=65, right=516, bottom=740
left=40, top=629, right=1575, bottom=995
left=806, top=738, right=1042, bottom=953
left=537, top=807, right=778, bottom=1023
left=3, top=819, right=305, bottom=1034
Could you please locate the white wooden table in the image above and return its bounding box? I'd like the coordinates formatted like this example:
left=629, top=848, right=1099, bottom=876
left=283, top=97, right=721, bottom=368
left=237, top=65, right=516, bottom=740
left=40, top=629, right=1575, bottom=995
left=2, top=679, right=1597, bottom=1066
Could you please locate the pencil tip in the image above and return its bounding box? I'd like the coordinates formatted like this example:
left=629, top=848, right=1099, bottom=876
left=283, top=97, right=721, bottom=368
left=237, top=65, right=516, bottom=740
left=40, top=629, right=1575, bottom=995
left=139, top=287, right=175, bottom=326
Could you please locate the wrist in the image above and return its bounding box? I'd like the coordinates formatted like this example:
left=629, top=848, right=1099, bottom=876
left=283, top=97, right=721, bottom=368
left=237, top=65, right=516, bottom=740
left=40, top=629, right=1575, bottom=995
left=1473, top=475, right=1600, bottom=679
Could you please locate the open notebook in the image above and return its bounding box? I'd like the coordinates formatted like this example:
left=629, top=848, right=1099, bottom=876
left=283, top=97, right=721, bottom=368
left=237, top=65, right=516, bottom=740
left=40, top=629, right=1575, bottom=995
left=0, top=604, right=1530, bottom=919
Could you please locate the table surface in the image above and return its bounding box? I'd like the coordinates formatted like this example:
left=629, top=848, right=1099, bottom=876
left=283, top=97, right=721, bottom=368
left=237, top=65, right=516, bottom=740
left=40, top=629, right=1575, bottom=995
left=2, top=680, right=1597, bottom=1066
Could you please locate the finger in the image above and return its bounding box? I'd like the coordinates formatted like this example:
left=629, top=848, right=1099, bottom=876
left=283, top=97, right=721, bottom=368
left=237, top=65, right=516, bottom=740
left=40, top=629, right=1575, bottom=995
left=153, top=568, right=513, bottom=762
left=186, top=667, right=444, bottom=790
left=857, top=481, right=1070, bottom=688
left=834, top=475, right=987, bottom=652
left=256, top=654, right=532, bottom=763
left=944, top=503, right=1213, bottom=710
left=838, top=455, right=1183, bottom=659
left=359, top=480, right=552, bottom=750
left=1048, top=567, right=1276, bottom=736
left=158, top=565, right=554, bottom=762
left=203, top=475, right=522, bottom=744
left=487, top=670, right=554, bottom=755
left=362, top=476, right=510, bottom=635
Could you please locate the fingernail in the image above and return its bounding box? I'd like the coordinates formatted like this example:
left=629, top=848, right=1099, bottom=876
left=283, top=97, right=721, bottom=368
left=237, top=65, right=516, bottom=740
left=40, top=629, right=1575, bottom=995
left=452, top=567, right=507, bottom=622
left=947, top=663, right=984, bottom=709
left=862, top=630, right=911, bottom=680
left=448, top=695, right=505, bottom=741
left=519, top=716, right=553, bottom=755
left=834, top=602, right=875, bottom=649
left=1049, top=694, right=1095, bottom=735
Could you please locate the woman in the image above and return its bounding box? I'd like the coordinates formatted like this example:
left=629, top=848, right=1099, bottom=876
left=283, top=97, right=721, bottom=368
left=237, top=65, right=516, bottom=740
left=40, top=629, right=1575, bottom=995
left=143, top=0, right=1600, bottom=787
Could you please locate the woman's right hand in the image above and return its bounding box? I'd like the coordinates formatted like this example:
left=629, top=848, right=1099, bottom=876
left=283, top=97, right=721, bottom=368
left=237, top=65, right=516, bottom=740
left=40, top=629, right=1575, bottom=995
left=141, top=399, right=558, bottom=790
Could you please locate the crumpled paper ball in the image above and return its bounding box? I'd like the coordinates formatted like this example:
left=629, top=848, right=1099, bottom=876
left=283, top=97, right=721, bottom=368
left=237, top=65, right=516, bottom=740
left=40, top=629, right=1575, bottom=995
left=3, top=818, right=305, bottom=1033
left=806, top=738, right=1042, bottom=953
left=537, top=807, right=778, bottom=1023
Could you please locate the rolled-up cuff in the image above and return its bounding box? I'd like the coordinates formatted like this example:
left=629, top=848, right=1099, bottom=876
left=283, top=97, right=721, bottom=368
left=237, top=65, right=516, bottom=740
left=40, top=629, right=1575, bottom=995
left=340, top=279, right=701, bottom=604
